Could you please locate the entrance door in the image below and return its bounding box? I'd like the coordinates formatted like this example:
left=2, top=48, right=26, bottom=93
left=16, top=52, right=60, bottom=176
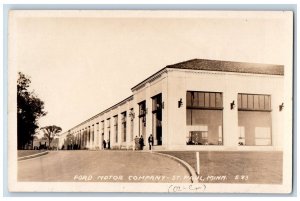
left=152, top=94, right=162, bottom=145
left=138, top=101, right=146, bottom=139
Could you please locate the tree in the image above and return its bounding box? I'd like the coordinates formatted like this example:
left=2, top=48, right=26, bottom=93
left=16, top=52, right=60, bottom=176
left=40, top=125, right=62, bottom=149
left=17, top=72, right=47, bottom=149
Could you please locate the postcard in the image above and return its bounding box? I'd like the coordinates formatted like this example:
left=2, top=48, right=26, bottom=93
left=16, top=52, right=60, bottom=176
left=8, top=10, right=293, bottom=193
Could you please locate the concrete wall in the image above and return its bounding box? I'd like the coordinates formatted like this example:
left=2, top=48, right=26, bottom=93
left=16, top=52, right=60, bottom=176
left=132, top=73, right=167, bottom=150
left=62, top=96, right=134, bottom=150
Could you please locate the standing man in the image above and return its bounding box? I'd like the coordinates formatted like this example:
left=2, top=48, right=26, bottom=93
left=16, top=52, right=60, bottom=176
left=102, top=139, right=106, bottom=149
left=148, top=134, right=154, bottom=150
left=139, top=135, right=145, bottom=150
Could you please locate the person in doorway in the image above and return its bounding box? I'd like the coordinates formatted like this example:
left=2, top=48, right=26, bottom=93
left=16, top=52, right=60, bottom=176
left=139, top=135, right=145, bottom=150
left=102, top=139, right=106, bottom=149
left=148, top=134, right=154, bottom=150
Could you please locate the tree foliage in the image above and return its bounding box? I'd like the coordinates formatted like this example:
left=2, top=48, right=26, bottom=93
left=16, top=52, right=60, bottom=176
left=17, top=72, right=47, bottom=149
left=40, top=125, right=62, bottom=147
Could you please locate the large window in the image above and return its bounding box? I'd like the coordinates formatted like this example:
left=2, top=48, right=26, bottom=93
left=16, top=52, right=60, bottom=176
left=186, top=91, right=223, bottom=145
left=85, top=128, right=88, bottom=146
left=139, top=101, right=146, bottom=137
left=79, top=130, right=82, bottom=148
left=96, top=123, right=99, bottom=147
left=101, top=121, right=104, bottom=146
left=121, top=112, right=127, bottom=142
left=114, top=115, right=118, bottom=143
left=107, top=118, right=111, bottom=142
left=87, top=126, right=90, bottom=144
left=129, top=108, right=134, bottom=141
left=81, top=129, right=84, bottom=147
left=238, top=93, right=272, bottom=146
left=91, top=125, right=94, bottom=143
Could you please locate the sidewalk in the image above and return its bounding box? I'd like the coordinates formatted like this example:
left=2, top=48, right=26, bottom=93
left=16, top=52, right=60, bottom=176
left=18, top=150, right=49, bottom=161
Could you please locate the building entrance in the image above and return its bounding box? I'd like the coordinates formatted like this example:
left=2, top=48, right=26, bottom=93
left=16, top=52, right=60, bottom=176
left=138, top=101, right=147, bottom=140
left=152, top=93, right=162, bottom=145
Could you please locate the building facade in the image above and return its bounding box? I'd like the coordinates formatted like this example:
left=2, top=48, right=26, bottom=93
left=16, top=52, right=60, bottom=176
left=59, top=59, right=284, bottom=151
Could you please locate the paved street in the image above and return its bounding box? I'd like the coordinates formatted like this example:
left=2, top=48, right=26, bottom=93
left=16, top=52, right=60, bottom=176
left=18, top=150, right=191, bottom=183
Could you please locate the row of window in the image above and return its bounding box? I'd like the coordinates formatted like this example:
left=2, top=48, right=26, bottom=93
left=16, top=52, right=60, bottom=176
left=186, top=91, right=271, bottom=111
left=70, top=91, right=272, bottom=147
left=110, top=112, right=134, bottom=144
left=71, top=109, right=134, bottom=146
left=186, top=91, right=272, bottom=146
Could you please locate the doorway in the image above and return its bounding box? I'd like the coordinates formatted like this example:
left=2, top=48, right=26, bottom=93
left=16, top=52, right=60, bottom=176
left=152, top=93, right=162, bottom=145
left=138, top=101, right=146, bottom=140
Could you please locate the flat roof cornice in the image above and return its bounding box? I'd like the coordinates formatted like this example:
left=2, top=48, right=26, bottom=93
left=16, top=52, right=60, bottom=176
left=68, top=95, right=133, bottom=131
left=131, top=67, right=168, bottom=92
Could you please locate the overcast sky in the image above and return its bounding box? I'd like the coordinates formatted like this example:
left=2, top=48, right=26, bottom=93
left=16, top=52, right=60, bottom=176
left=11, top=11, right=292, bottom=134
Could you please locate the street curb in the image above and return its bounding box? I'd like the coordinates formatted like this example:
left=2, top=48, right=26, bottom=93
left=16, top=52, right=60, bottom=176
left=18, top=151, right=49, bottom=161
left=152, top=152, right=199, bottom=183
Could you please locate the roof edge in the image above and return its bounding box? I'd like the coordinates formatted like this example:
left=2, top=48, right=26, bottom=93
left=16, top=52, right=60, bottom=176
left=131, top=59, right=284, bottom=92
left=131, top=67, right=168, bottom=91
left=65, top=95, right=133, bottom=132
left=166, top=58, right=284, bottom=76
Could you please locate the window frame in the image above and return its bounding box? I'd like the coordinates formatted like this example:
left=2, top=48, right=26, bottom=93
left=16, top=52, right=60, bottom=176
left=113, top=115, right=118, bottom=143
left=186, top=91, right=224, bottom=146
left=121, top=111, right=127, bottom=142
left=238, top=93, right=272, bottom=112
left=186, top=91, right=223, bottom=110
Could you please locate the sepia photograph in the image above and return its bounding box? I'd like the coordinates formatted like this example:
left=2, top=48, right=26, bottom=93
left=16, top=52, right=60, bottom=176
left=7, top=10, right=293, bottom=193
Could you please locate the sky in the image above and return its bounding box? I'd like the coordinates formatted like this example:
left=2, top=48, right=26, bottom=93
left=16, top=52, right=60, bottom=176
left=11, top=11, right=292, bottom=135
